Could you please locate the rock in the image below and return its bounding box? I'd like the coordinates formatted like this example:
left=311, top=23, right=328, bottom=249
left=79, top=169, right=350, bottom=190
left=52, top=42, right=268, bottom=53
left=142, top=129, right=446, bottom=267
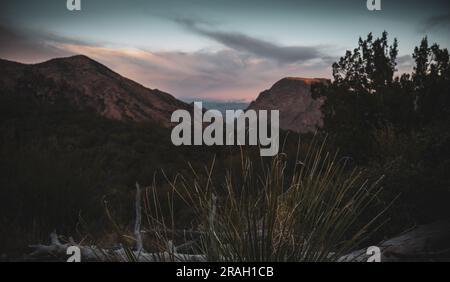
left=340, top=221, right=450, bottom=262
left=247, top=77, right=330, bottom=133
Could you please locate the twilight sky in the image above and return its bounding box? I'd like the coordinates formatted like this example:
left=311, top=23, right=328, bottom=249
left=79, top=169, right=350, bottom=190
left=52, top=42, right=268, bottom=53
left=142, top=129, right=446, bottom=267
left=1, top=0, right=449, bottom=101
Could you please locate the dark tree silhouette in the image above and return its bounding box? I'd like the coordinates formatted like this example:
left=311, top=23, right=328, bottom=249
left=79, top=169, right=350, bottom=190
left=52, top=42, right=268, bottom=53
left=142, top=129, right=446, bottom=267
left=412, top=37, right=450, bottom=123
left=315, top=33, right=450, bottom=232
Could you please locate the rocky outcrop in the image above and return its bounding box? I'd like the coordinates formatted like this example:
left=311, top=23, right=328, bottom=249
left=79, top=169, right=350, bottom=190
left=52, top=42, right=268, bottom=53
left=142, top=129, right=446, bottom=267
left=247, top=77, right=330, bottom=133
left=0, top=55, right=190, bottom=127
left=340, top=221, right=450, bottom=262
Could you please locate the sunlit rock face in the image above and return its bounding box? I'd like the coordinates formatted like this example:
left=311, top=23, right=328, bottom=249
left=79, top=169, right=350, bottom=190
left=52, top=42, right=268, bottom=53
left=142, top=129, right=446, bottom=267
left=247, top=77, right=330, bottom=133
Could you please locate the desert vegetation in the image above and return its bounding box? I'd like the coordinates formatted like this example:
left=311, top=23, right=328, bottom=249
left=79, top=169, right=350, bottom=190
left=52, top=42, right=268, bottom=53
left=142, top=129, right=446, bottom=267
left=0, top=32, right=449, bottom=261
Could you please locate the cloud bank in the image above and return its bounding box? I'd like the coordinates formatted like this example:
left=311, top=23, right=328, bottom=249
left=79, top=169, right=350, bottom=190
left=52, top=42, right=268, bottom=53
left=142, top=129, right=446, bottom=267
left=175, top=18, right=328, bottom=64
left=421, top=13, right=450, bottom=32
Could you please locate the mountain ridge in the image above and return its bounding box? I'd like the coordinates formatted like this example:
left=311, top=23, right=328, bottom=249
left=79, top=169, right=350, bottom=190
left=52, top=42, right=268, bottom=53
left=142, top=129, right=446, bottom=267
left=0, top=55, right=190, bottom=127
left=247, top=77, right=330, bottom=133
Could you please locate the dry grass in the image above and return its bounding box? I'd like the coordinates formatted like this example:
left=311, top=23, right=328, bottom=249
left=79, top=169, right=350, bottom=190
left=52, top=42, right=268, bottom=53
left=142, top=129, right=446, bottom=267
left=142, top=138, right=387, bottom=262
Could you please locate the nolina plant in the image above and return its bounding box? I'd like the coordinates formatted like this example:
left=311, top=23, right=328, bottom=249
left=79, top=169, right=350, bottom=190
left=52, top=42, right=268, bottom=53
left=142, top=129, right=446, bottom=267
left=144, top=137, right=387, bottom=262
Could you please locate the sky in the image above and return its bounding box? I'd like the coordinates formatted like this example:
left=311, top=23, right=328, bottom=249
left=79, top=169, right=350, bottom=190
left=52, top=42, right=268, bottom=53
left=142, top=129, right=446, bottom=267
left=1, top=0, right=449, bottom=101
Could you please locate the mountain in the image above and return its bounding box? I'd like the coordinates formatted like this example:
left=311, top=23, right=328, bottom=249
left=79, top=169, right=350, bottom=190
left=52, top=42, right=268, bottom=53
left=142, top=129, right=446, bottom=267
left=0, top=55, right=190, bottom=127
left=247, top=77, right=330, bottom=133
left=0, top=56, right=223, bottom=254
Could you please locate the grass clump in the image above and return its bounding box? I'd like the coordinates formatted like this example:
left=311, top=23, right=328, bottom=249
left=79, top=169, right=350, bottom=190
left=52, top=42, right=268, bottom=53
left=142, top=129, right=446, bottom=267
left=144, top=138, right=387, bottom=262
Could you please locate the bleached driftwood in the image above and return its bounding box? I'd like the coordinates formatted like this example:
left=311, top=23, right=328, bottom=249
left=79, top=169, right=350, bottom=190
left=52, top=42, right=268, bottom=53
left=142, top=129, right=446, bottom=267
left=28, top=183, right=206, bottom=262
left=29, top=221, right=450, bottom=262
left=134, top=183, right=143, bottom=253
left=339, top=221, right=450, bottom=262
left=29, top=231, right=206, bottom=261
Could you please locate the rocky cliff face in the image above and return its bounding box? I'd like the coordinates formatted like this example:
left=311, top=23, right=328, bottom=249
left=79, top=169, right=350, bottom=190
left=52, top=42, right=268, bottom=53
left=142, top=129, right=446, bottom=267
left=247, top=77, right=330, bottom=133
left=0, top=55, right=190, bottom=127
